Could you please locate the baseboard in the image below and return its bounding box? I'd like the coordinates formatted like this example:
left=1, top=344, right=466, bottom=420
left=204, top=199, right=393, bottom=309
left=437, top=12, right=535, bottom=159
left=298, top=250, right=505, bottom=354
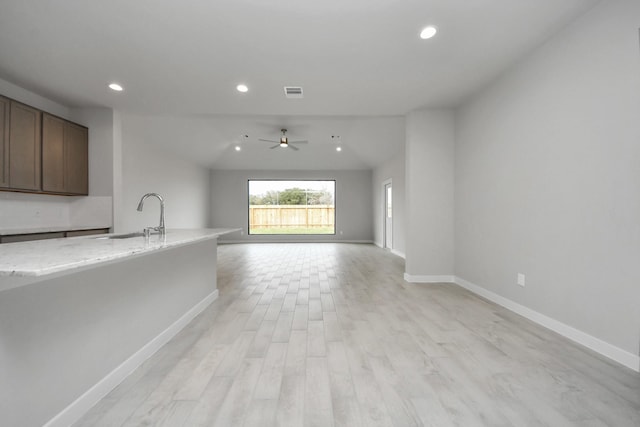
left=391, top=249, right=405, bottom=259
left=404, top=273, right=455, bottom=283
left=372, top=242, right=405, bottom=259
left=454, top=276, right=640, bottom=373
left=44, top=289, right=219, bottom=427
left=219, top=239, right=374, bottom=244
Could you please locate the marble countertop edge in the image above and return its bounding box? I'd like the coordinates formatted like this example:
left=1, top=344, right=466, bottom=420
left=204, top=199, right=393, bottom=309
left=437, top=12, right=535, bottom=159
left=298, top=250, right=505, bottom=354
left=0, top=228, right=241, bottom=278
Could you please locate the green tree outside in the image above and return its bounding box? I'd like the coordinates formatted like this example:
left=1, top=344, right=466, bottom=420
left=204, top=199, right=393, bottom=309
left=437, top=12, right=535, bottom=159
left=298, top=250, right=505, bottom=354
left=250, top=187, right=334, bottom=206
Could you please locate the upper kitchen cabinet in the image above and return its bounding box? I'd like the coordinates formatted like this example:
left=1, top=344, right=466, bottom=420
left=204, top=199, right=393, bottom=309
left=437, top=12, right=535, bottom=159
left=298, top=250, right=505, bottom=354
left=42, top=114, right=88, bottom=195
left=0, top=95, right=89, bottom=196
left=7, top=100, right=41, bottom=191
left=0, top=96, right=9, bottom=187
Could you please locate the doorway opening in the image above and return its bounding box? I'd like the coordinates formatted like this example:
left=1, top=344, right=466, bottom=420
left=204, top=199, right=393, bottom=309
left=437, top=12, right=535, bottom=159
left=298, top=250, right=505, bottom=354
left=383, top=179, right=392, bottom=249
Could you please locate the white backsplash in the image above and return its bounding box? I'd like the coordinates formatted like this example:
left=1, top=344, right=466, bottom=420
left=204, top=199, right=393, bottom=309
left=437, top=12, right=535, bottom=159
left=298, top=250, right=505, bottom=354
left=69, top=196, right=113, bottom=228
left=0, top=192, right=112, bottom=232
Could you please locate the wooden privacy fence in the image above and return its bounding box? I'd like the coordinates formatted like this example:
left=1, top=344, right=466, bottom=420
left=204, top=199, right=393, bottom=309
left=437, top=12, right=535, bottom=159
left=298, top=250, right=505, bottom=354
left=249, top=205, right=335, bottom=228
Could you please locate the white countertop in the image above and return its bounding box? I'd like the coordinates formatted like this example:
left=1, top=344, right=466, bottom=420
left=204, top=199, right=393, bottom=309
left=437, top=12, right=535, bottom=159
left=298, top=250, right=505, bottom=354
left=0, top=228, right=240, bottom=278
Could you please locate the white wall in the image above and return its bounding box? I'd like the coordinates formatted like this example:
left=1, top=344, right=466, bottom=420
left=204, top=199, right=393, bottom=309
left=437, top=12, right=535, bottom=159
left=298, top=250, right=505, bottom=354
left=0, top=78, right=70, bottom=118
left=70, top=108, right=116, bottom=198
left=210, top=169, right=373, bottom=242
left=0, top=192, right=112, bottom=231
left=372, top=148, right=406, bottom=257
left=404, top=109, right=455, bottom=281
left=120, top=115, right=211, bottom=232
left=455, top=0, right=640, bottom=360
left=113, top=111, right=124, bottom=232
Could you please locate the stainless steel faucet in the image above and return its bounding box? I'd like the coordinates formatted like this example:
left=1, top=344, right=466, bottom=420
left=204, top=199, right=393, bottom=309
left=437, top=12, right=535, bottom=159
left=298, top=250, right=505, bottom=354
left=137, top=193, right=165, bottom=236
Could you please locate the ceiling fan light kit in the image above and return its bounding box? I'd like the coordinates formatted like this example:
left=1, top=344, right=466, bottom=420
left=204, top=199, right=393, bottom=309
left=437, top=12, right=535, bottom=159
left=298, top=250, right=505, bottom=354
left=259, top=128, right=308, bottom=151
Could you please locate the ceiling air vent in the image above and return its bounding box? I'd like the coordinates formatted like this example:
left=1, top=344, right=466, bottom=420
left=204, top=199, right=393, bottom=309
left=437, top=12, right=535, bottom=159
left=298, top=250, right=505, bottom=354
left=284, top=86, right=303, bottom=98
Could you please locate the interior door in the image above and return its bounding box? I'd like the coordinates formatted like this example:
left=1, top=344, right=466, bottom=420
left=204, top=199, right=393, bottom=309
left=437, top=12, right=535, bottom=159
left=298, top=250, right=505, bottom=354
left=384, top=182, right=392, bottom=249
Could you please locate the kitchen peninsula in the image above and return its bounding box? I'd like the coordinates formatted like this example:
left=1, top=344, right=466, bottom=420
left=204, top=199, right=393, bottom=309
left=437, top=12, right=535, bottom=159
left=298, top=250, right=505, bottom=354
left=0, top=228, right=239, bottom=427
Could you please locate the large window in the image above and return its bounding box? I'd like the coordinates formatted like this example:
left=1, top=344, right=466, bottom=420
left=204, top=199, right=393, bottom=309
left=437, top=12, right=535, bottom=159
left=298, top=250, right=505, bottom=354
left=248, top=180, right=335, bottom=235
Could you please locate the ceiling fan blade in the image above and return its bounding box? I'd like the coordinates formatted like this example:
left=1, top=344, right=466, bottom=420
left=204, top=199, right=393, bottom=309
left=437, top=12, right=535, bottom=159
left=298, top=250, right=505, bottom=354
left=259, top=138, right=278, bottom=143
left=269, top=144, right=280, bottom=149
left=289, top=140, right=308, bottom=144
left=288, top=144, right=300, bottom=151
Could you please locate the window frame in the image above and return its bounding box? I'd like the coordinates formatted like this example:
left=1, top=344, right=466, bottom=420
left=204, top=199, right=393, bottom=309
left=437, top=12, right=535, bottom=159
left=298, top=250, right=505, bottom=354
left=247, top=179, right=337, bottom=236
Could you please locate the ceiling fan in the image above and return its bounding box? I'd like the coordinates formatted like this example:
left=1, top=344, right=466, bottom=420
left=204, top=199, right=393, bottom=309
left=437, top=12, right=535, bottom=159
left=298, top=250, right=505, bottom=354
left=259, top=128, right=308, bottom=151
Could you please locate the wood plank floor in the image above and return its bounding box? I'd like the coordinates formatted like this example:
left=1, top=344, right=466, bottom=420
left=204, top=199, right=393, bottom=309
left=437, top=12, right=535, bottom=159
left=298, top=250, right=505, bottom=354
left=75, top=243, right=640, bottom=426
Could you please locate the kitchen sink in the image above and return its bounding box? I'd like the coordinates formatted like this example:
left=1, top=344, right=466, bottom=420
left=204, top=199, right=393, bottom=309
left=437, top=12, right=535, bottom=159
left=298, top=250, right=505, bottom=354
left=94, top=232, right=145, bottom=240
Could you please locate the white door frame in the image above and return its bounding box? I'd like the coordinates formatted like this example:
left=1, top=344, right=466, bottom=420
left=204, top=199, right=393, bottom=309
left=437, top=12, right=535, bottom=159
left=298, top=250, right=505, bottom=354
left=383, top=179, right=392, bottom=250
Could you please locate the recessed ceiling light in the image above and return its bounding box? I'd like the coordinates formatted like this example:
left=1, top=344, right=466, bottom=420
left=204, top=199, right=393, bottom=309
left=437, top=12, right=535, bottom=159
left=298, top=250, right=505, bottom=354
left=108, top=83, right=123, bottom=91
left=236, top=84, right=249, bottom=93
left=235, top=145, right=241, bottom=151
left=336, top=146, right=342, bottom=152
left=420, top=26, right=437, bottom=40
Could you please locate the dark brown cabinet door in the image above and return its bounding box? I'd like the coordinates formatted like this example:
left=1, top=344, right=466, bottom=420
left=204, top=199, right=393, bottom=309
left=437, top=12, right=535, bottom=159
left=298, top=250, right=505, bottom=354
left=64, top=122, right=88, bottom=195
left=8, top=101, right=41, bottom=191
left=0, top=97, right=8, bottom=188
left=42, top=113, right=88, bottom=195
left=42, top=114, right=65, bottom=192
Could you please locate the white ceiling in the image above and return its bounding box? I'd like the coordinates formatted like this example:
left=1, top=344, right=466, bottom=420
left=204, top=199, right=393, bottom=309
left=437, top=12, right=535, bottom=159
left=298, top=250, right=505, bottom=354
left=0, top=0, right=599, bottom=169
left=123, top=114, right=406, bottom=170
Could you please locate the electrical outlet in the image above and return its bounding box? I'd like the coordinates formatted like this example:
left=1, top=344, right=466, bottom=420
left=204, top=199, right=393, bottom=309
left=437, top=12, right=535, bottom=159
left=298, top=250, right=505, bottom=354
left=517, top=273, right=526, bottom=287
left=339, top=230, right=343, bottom=235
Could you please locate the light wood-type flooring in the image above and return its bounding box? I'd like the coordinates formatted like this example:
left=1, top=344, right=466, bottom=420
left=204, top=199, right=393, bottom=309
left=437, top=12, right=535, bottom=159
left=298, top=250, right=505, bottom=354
left=75, top=243, right=640, bottom=426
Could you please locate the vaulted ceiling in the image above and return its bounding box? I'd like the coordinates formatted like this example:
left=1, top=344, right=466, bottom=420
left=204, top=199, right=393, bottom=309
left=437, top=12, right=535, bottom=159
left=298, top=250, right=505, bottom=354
left=0, top=0, right=599, bottom=169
